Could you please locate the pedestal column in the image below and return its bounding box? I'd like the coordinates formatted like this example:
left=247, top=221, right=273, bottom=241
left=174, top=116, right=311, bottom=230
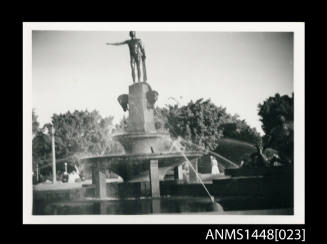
left=149, top=160, right=160, bottom=198
left=128, top=82, right=156, bottom=133
left=92, top=161, right=107, bottom=199
left=189, top=158, right=199, bottom=183
left=174, top=165, right=183, bottom=182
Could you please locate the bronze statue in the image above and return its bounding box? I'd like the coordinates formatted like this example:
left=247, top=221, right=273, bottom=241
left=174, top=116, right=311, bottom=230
left=250, top=143, right=270, bottom=168
left=106, top=31, right=147, bottom=83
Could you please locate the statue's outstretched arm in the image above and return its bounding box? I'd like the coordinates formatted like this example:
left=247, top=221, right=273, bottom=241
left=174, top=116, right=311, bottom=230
left=106, top=40, right=127, bottom=46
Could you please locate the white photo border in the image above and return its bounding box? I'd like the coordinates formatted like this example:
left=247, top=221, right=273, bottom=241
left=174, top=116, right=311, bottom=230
left=23, top=22, right=305, bottom=224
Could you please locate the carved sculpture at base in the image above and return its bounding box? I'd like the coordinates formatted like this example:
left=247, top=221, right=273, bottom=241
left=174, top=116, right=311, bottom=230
left=118, top=94, right=129, bottom=112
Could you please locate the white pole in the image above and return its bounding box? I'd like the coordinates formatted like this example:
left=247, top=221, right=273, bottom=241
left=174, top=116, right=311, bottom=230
left=51, top=125, right=56, bottom=183
left=36, top=163, right=39, bottom=182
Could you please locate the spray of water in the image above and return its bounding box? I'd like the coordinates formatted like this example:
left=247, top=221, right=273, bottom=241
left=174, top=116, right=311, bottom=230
left=168, top=138, right=221, bottom=210
left=177, top=137, right=240, bottom=169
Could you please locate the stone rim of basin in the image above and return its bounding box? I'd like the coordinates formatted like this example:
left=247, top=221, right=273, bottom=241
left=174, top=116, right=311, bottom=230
left=81, top=151, right=203, bottom=161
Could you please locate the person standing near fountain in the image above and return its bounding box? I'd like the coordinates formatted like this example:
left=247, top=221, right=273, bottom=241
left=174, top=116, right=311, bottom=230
left=210, top=155, right=220, bottom=175
left=106, top=31, right=147, bottom=83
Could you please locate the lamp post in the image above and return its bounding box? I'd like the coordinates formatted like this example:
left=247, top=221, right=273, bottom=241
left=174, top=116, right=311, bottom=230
left=51, top=124, right=56, bottom=184
left=36, top=163, right=39, bottom=182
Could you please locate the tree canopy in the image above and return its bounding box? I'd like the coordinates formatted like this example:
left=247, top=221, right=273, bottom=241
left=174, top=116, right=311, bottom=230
left=32, top=109, right=40, bottom=136
left=219, top=119, right=261, bottom=145
left=32, top=109, right=123, bottom=174
left=48, top=110, right=117, bottom=157
left=155, top=98, right=261, bottom=151
left=258, top=93, right=294, bottom=163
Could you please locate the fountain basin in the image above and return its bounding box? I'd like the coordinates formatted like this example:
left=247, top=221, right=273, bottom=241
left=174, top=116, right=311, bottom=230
left=82, top=151, right=203, bottom=182
left=113, top=132, right=171, bottom=154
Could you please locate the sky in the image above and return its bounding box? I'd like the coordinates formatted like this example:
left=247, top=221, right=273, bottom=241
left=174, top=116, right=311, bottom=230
left=32, top=31, right=293, bottom=135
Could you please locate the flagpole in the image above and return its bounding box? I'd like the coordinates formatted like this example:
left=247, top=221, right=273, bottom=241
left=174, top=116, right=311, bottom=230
left=51, top=124, right=56, bottom=184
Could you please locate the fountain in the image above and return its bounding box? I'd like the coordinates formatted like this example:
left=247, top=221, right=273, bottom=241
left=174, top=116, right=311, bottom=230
left=82, top=81, right=203, bottom=198
left=32, top=32, right=293, bottom=216
left=81, top=32, right=203, bottom=199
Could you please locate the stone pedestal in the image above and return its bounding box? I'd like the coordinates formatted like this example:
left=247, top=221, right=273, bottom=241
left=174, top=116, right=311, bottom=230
left=92, top=162, right=107, bottom=199
left=115, top=82, right=169, bottom=155
left=174, top=165, right=183, bottom=181
left=127, top=82, right=156, bottom=133
left=149, top=160, right=160, bottom=198
left=189, top=158, right=199, bottom=183
left=86, top=79, right=206, bottom=199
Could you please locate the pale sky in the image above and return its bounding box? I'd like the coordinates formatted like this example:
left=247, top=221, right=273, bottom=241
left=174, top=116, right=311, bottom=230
left=32, top=31, right=293, bottom=135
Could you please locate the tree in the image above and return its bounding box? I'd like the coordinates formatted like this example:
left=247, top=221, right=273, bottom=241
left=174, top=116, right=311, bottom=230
left=32, top=109, right=50, bottom=174
left=258, top=93, right=294, bottom=163
left=157, top=99, right=229, bottom=151
left=155, top=98, right=262, bottom=152
left=32, top=109, right=40, bottom=136
left=48, top=110, right=115, bottom=158
left=32, top=131, right=51, bottom=166
left=220, top=119, right=261, bottom=145
left=32, top=109, right=124, bottom=179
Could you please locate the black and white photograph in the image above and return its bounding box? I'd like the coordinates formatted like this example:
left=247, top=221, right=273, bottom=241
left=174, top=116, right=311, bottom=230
left=23, top=22, right=304, bottom=224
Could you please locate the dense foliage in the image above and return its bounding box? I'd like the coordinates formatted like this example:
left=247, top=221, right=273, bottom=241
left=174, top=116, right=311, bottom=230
left=32, top=109, right=40, bottom=136
left=219, top=119, right=261, bottom=145
left=155, top=99, right=261, bottom=151
left=49, top=110, right=114, bottom=156
left=258, top=93, right=294, bottom=163
left=32, top=131, right=52, bottom=171
left=32, top=110, right=123, bottom=174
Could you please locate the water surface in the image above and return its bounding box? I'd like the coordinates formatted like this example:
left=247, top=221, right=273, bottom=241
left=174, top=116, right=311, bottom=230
left=33, top=196, right=292, bottom=215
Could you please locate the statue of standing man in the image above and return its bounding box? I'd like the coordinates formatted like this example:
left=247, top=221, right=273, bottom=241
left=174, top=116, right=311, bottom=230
left=106, top=31, right=147, bottom=83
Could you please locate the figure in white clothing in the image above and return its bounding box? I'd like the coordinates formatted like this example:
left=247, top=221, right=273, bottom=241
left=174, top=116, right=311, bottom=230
left=68, top=170, right=80, bottom=183
left=210, top=155, right=220, bottom=174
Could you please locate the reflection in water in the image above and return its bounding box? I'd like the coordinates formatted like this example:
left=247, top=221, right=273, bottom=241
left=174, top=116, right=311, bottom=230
left=33, top=196, right=292, bottom=215
left=151, top=199, right=161, bottom=214
left=34, top=197, right=219, bottom=215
